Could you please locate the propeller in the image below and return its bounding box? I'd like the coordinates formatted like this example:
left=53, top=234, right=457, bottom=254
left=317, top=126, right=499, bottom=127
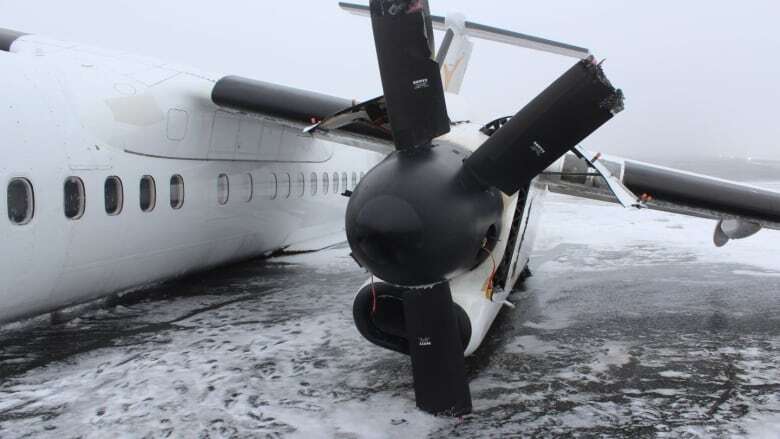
left=369, top=0, right=450, bottom=149
left=464, top=59, right=624, bottom=195
left=404, top=283, right=471, bottom=415
left=347, top=0, right=624, bottom=416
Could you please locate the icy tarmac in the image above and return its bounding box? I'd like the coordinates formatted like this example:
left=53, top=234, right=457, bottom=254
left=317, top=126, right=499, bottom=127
left=1, top=194, right=779, bottom=438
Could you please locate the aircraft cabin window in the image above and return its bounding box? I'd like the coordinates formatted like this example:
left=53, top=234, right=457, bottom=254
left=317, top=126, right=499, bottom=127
left=242, top=173, right=254, bottom=203
left=341, top=173, right=348, bottom=193
left=351, top=172, right=358, bottom=190
left=296, top=172, right=305, bottom=198
left=268, top=173, right=279, bottom=200
left=64, top=177, right=86, bottom=220
left=310, top=172, right=318, bottom=196
left=170, top=175, right=185, bottom=209
left=7, top=178, right=34, bottom=225
left=332, top=172, right=340, bottom=195
left=283, top=173, right=292, bottom=199
left=217, top=174, right=230, bottom=205
left=140, top=175, right=157, bottom=212
left=104, top=176, right=124, bottom=216
left=322, top=173, right=329, bottom=195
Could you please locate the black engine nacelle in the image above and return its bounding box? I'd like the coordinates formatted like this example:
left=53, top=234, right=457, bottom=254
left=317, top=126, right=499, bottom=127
left=352, top=282, right=472, bottom=355
left=346, top=144, right=504, bottom=286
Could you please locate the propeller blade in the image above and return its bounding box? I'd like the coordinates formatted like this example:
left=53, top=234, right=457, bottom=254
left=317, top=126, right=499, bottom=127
left=403, top=282, right=471, bottom=416
left=369, top=0, right=451, bottom=150
left=464, top=57, right=624, bottom=195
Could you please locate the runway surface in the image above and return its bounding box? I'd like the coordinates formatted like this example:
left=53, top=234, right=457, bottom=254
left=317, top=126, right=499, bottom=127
left=1, top=194, right=779, bottom=438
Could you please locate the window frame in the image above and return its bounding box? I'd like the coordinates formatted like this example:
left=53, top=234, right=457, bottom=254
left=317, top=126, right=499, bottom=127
left=7, top=177, right=34, bottom=226
left=170, top=174, right=185, bottom=210
left=310, top=172, right=318, bottom=196
left=283, top=173, right=292, bottom=199
left=104, top=176, right=124, bottom=216
left=217, top=174, right=230, bottom=205
left=242, top=173, right=254, bottom=203
left=332, top=172, right=340, bottom=195
left=269, top=173, right=279, bottom=200
left=322, top=172, right=329, bottom=195
left=297, top=172, right=306, bottom=198
left=140, top=175, right=157, bottom=213
left=64, top=176, right=86, bottom=220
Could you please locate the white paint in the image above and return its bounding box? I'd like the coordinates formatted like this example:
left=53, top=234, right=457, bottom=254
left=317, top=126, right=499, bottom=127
left=0, top=36, right=383, bottom=324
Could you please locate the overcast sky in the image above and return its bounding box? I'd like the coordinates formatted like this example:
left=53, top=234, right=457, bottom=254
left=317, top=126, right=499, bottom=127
left=2, top=0, right=778, bottom=160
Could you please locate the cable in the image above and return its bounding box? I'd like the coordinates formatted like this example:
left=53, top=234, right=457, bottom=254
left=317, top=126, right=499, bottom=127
left=482, top=246, right=498, bottom=301
left=370, top=275, right=378, bottom=314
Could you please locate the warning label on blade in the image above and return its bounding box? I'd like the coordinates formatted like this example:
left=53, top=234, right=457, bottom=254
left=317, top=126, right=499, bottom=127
left=413, top=78, right=430, bottom=90
left=418, top=337, right=432, bottom=347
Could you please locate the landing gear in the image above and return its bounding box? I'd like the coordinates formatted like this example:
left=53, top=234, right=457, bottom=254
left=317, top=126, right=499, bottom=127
left=519, top=264, right=533, bottom=282
left=510, top=263, right=533, bottom=292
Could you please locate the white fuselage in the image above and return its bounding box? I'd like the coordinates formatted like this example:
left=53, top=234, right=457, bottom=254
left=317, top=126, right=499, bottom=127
left=0, top=34, right=546, bottom=359
left=0, top=35, right=383, bottom=323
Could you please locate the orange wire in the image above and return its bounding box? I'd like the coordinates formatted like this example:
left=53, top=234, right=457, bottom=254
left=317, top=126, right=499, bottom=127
left=483, top=247, right=498, bottom=301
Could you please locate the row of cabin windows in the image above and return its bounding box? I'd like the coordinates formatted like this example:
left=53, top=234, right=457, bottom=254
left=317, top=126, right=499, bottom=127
left=6, top=171, right=365, bottom=225
left=223, top=171, right=365, bottom=201
left=6, top=175, right=185, bottom=225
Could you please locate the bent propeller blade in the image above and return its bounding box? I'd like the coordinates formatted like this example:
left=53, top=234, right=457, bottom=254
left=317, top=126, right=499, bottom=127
left=403, top=282, right=471, bottom=416
left=369, top=0, right=451, bottom=149
left=465, top=57, right=625, bottom=195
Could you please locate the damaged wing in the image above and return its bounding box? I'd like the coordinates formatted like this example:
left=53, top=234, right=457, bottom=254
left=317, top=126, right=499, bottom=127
left=539, top=151, right=780, bottom=247
left=211, top=75, right=395, bottom=154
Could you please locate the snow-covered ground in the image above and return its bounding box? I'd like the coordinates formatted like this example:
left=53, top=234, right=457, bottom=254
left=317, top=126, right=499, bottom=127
left=1, top=192, right=779, bottom=438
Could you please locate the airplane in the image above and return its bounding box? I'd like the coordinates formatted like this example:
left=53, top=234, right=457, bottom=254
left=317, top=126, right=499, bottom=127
left=2, top=0, right=779, bottom=418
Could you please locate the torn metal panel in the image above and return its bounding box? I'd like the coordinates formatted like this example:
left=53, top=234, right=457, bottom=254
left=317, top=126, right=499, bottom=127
left=573, top=145, right=639, bottom=208
left=304, top=95, right=393, bottom=141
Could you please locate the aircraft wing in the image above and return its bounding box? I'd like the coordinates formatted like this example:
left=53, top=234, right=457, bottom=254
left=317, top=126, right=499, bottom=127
left=211, top=75, right=395, bottom=155
left=539, top=150, right=780, bottom=247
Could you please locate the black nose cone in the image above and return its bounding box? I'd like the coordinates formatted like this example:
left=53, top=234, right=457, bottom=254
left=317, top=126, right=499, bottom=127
left=352, top=195, right=425, bottom=271
left=346, top=146, right=504, bottom=286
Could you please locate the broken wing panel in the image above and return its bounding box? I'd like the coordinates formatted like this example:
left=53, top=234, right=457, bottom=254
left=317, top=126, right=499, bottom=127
left=211, top=75, right=394, bottom=155
left=541, top=154, right=780, bottom=245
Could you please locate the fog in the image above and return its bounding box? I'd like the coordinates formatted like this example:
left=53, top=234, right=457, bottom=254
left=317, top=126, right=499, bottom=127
left=2, top=0, right=778, bottom=161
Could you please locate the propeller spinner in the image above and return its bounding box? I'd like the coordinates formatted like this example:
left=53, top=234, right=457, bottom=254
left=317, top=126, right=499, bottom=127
left=346, top=0, right=624, bottom=416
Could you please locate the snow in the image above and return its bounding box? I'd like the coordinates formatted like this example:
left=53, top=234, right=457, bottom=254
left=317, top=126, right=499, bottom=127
left=1, top=193, right=779, bottom=437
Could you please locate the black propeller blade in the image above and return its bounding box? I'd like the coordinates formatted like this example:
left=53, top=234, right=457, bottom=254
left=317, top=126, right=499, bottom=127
left=369, top=0, right=450, bottom=149
left=465, top=57, right=625, bottom=195
left=403, top=282, right=471, bottom=416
